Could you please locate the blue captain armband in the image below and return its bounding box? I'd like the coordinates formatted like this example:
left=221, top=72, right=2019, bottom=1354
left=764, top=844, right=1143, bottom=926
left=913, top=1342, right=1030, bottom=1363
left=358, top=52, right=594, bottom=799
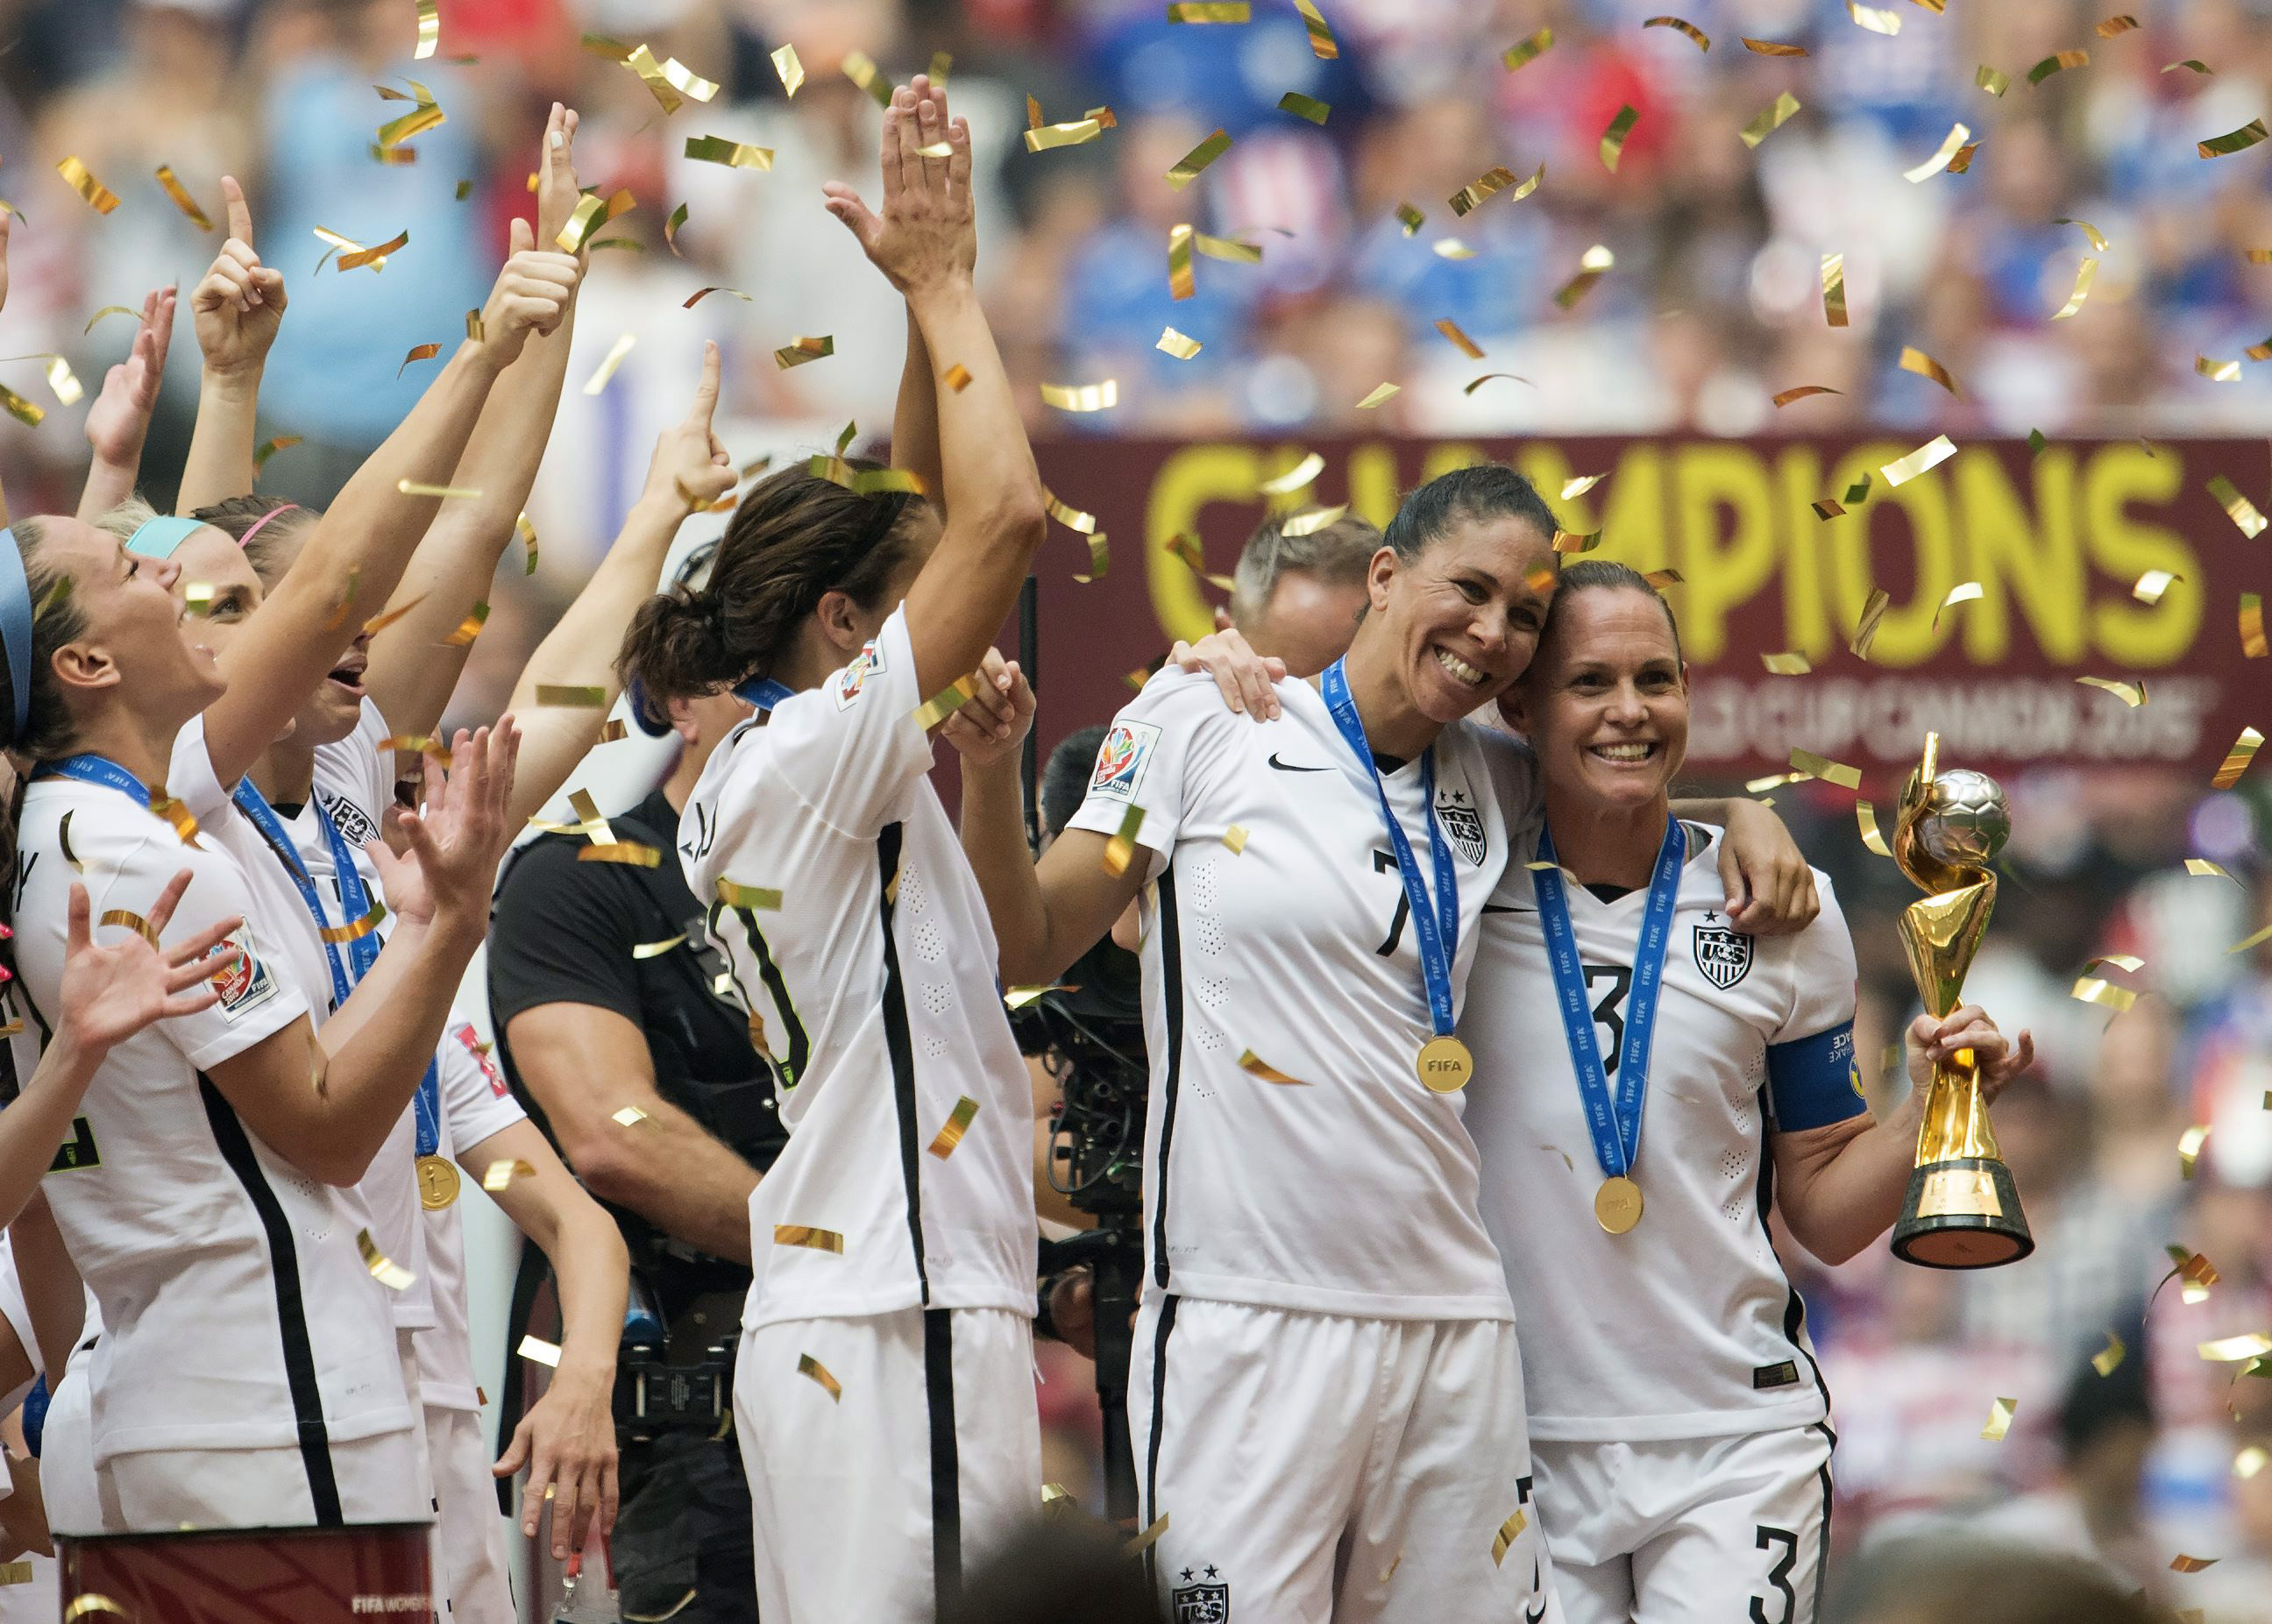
left=1766, top=1020, right=1867, bottom=1131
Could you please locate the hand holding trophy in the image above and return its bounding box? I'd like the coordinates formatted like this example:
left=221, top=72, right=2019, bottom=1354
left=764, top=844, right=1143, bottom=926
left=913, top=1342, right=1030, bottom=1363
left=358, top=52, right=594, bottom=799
left=1888, top=734, right=2034, bottom=1268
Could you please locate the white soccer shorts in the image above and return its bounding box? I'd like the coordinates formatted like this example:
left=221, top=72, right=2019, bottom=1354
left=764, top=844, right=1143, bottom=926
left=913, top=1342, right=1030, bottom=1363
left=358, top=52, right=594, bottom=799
left=1130, top=1296, right=1563, bottom=1623
left=1531, top=1424, right=1835, bottom=1624
left=426, top=1403, right=515, bottom=1624
left=735, top=1305, right=1042, bottom=1624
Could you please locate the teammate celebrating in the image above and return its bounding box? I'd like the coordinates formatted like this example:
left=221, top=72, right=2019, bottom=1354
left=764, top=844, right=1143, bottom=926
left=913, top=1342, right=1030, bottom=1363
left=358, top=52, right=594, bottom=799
left=615, top=76, right=1048, bottom=1622
left=1460, top=561, right=2032, bottom=1624
left=949, top=465, right=1818, bottom=1621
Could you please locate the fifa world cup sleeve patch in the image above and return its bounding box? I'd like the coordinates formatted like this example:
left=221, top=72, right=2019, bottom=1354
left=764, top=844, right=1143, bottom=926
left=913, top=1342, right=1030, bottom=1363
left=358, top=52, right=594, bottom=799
left=206, top=932, right=280, bottom=1023
left=1765, top=1019, right=1866, bottom=1132
left=1088, top=720, right=1162, bottom=804
left=834, top=638, right=884, bottom=710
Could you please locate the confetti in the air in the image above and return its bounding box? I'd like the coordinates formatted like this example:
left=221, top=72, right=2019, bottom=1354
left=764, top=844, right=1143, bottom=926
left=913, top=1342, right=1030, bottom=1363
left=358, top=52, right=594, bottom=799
left=1981, top=1398, right=2018, bottom=1441
left=1904, top=124, right=1972, bottom=182
left=1739, top=92, right=1804, bottom=149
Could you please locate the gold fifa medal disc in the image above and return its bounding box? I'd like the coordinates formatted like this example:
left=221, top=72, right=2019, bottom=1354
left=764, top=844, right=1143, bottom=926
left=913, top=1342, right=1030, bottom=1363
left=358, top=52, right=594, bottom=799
left=1416, top=1035, right=1473, bottom=1093
left=416, top=1154, right=461, bottom=1210
left=1594, top=1175, right=1644, bottom=1235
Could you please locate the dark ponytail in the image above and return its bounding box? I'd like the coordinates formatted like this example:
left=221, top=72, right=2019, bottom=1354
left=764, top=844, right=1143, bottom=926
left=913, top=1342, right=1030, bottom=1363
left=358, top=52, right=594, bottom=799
left=619, top=461, right=920, bottom=702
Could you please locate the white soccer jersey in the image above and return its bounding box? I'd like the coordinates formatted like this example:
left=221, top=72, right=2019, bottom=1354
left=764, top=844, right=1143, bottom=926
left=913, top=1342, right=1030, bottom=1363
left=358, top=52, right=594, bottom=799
left=7, top=775, right=409, bottom=1470
left=1461, top=823, right=1864, bottom=1442
left=1063, top=671, right=1539, bottom=1319
left=679, top=606, right=1037, bottom=1330
left=417, top=1016, right=527, bottom=1411
left=170, top=708, right=434, bottom=1330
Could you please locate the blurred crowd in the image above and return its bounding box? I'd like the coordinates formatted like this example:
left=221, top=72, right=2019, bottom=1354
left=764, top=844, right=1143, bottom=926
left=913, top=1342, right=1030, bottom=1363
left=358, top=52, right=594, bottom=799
left=0, top=0, right=2266, bottom=1613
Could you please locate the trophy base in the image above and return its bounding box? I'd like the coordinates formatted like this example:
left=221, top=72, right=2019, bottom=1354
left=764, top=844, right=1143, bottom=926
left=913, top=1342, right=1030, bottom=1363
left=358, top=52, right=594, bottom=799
left=1890, top=1157, right=2033, bottom=1270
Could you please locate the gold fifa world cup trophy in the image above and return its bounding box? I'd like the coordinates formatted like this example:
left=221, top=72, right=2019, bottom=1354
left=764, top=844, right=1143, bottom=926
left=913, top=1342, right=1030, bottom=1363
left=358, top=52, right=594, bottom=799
left=1887, top=734, right=2034, bottom=1268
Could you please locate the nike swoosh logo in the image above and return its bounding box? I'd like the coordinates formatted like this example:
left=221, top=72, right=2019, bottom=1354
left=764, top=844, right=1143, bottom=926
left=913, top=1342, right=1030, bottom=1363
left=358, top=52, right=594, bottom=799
left=1267, top=753, right=1331, bottom=772
left=1525, top=1560, right=1546, bottom=1623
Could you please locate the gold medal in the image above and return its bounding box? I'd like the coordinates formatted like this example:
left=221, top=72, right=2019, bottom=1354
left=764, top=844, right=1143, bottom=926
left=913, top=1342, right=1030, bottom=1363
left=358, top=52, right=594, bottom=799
left=416, top=1154, right=460, bottom=1210
left=1594, top=1175, right=1643, bottom=1234
left=1416, top=1035, right=1473, bottom=1092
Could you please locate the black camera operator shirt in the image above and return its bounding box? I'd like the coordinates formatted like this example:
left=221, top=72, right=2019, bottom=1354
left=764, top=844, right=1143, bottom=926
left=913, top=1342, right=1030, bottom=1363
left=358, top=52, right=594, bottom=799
left=489, top=788, right=788, bottom=1308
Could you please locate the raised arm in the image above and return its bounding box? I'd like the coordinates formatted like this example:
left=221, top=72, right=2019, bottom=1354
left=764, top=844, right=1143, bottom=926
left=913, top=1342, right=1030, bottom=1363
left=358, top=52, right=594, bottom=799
left=196, top=245, right=578, bottom=791
left=178, top=178, right=285, bottom=514
left=77, top=287, right=177, bottom=521
left=821, top=77, right=1047, bottom=699
left=367, top=104, right=590, bottom=741
left=503, top=344, right=733, bottom=828
left=478, top=1118, right=626, bottom=1561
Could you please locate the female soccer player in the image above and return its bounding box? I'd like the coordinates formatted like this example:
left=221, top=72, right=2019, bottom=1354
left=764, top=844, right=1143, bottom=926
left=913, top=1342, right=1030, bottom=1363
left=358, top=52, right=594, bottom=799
left=948, top=464, right=1816, bottom=1621
left=614, top=75, right=1047, bottom=1623
left=1459, top=560, right=2032, bottom=1624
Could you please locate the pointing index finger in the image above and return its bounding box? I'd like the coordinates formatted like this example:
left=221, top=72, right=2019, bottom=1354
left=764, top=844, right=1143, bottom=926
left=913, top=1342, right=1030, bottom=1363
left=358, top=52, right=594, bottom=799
left=686, top=340, right=721, bottom=423
left=222, top=175, right=252, bottom=249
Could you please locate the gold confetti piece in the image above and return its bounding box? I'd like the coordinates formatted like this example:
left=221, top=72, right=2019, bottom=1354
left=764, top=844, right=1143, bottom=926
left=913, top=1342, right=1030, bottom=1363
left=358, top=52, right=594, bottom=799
left=682, top=134, right=774, bottom=174
left=927, top=1095, right=981, bottom=1159
left=1491, top=1510, right=1528, bottom=1566
left=839, top=49, right=891, bottom=108
left=1238, top=1049, right=1307, bottom=1085
left=1041, top=487, right=1097, bottom=535
left=0, top=382, right=43, bottom=428
left=1168, top=2, right=1249, bottom=18
left=1745, top=38, right=1807, bottom=56
left=938, top=362, right=975, bottom=395
left=535, top=685, right=610, bottom=709
left=797, top=1352, right=842, bottom=1401
left=373, top=734, right=445, bottom=760
left=2170, top=1556, right=2219, bottom=1573
left=337, top=229, right=408, bottom=272
left=2208, top=474, right=2268, bottom=537
left=2240, top=593, right=2267, bottom=656
left=1072, top=533, right=1111, bottom=584
left=2179, top=1123, right=2212, bottom=1178
left=82, top=305, right=138, bottom=336
left=150, top=163, right=216, bottom=230
left=2212, top=727, right=2264, bottom=789
left=1354, top=381, right=1400, bottom=410
left=396, top=479, right=483, bottom=500
left=1040, top=379, right=1118, bottom=412
left=1433, top=238, right=1478, bottom=261
left=1165, top=129, right=1232, bottom=190
left=1125, top=1514, right=1170, bottom=1558
left=1559, top=472, right=1606, bottom=500
left=1194, top=232, right=1263, bottom=266
left=42, top=356, right=81, bottom=408
left=2043, top=218, right=2111, bottom=259
left=1931, top=581, right=1984, bottom=630
left=145, top=789, right=199, bottom=845
left=56, top=156, right=120, bottom=216
left=714, top=879, right=785, bottom=913
left=1218, top=825, right=1252, bottom=856
left=1644, top=16, right=1709, bottom=50
left=680, top=287, right=753, bottom=310
left=2166, top=59, right=2212, bottom=74
left=2201, top=1332, right=2272, bottom=1363
left=2187, top=858, right=2238, bottom=883
left=2240, top=1446, right=2268, bottom=1479
left=1601, top=104, right=1639, bottom=172
left=375, top=99, right=446, bottom=151
left=1846, top=1, right=1900, bottom=32
left=2201, top=119, right=2269, bottom=159
left=1253, top=453, right=1327, bottom=499
left=555, top=194, right=607, bottom=253
left=578, top=842, right=660, bottom=868
left=1791, top=748, right=1862, bottom=790
left=0, top=1563, right=31, bottom=1585
left=250, top=434, right=302, bottom=476
left=621, top=43, right=685, bottom=114
left=630, top=935, right=686, bottom=961
left=1552, top=529, right=1602, bottom=554
left=2197, top=353, right=2244, bottom=383
left=1819, top=253, right=1850, bottom=328
left=1855, top=800, right=1893, bottom=857
left=770, top=42, right=804, bottom=96
left=930, top=51, right=954, bottom=86
left=62, top=1598, right=131, bottom=1620
left=1449, top=162, right=1539, bottom=217
left=1643, top=568, right=1684, bottom=588
left=394, top=342, right=442, bottom=379
left=1750, top=772, right=1811, bottom=793
left=1278, top=92, right=1331, bottom=126
left=1772, top=385, right=1842, bottom=407
left=1882, top=434, right=1957, bottom=487
left=1104, top=805, right=1146, bottom=877
left=912, top=675, right=981, bottom=732
left=1976, top=64, right=2012, bottom=96
left=770, top=334, right=834, bottom=372
left=2084, top=1330, right=2128, bottom=1377
left=2027, top=49, right=2087, bottom=85
left=1898, top=346, right=1962, bottom=394
left=1395, top=202, right=1424, bottom=235
left=318, top=900, right=386, bottom=946
left=1740, top=91, right=1803, bottom=150
left=1981, top=1397, right=2019, bottom=1441
left=1502, top=27, right=1553, bottom=70
left=513, top=1334, right=564, bottom=1370
left=658, top=56, right=721, bottom=103
left=359, top=1228, right=415, bottom=1291
left=1762, top=652, right=1812, bottom=675
left=1026, top=117, right=1105, bottom=152
left=1903, top=124, right=1972, bottom=183
left=774, top=1224, right=844, bottom=1253
left=583, top=333, right=637, bottom=397
left=1277, top=504, right=1349, bottom=540
left=600, top=1104, right=651, bottom=1131
left=2077, top=676, right=2147, bottom=708
left=97, top=910, right=158, bottom=947
left=1554, top=244, right=1615, bottom=309
left=1155, top=325, right=1203, bottom=360
left=2096, top=13, right=2139, bottom=35
left=480, top=1159, right=536, bottom=1194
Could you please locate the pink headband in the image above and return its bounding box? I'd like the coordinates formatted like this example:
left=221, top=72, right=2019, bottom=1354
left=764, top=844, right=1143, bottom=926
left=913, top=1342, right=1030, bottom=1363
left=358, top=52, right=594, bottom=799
left=236, top=503, right=302, bottom=550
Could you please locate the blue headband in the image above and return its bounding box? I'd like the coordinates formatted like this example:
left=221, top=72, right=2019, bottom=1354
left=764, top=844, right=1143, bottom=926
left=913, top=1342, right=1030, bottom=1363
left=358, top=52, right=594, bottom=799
left=124, top=514, right=204, bottom=559
left=0, top=528, right=31, bottom=737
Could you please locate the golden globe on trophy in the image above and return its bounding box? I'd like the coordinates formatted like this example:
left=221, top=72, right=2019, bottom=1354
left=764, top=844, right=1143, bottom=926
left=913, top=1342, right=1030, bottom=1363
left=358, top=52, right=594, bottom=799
left=1887, top=733, right=2034, bottom=1269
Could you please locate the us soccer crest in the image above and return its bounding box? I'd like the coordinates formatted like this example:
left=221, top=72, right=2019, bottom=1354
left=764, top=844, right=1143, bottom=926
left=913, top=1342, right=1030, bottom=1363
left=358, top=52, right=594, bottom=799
left=1170, top=1573, right=1230, bottom=1623
left=1436, top=788, right=1487, bottom=864
left=1692, top=921, right=1753, bottom=989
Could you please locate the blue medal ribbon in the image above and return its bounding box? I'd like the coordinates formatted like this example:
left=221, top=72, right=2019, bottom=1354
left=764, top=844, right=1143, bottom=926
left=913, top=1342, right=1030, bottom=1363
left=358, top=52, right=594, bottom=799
left=32, top=753, right=152, bottom=805
left=1319, top=657, right=1461, bottom=1044
left=1531, top=815, right=1686, bottom=1181
left=732, top=676, right=797, bottom=712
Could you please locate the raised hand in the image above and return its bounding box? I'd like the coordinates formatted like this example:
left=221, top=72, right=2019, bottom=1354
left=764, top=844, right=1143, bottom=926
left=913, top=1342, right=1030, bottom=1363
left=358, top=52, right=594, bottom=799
left=532, top=102, right=586, bottom=254
left=190, top=178, right=288, bottom=379
left=58, top=871, right=244, bottom=1064
left=639, top=341, right=733, bottom=515
left=477, top=223, right=579, bottom=367
left=369, top=720, right=521, bottom=930
left=820, top=74, right=976, bottom=294
left=939, top=646, right=1033, bottom=767
left=1165, top=627, right=1287, bottom=720
left=1905, top=1005, right=2035, bottom=1103
left=84, top=286, right=178, bottom=470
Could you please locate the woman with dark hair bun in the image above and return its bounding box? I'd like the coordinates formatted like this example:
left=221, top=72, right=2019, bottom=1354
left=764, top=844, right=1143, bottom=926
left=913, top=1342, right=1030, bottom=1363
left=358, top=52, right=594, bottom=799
left=615, top=75, right=1051, bottom=1623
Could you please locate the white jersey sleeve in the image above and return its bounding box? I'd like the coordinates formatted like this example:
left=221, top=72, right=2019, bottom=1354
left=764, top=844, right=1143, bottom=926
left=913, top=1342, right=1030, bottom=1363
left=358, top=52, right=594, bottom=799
left=749, top=607, right=933, bottom=839
left=1060, top=670, right=1244, bottom=882
left=166, top=715, right=234, bottom=823
left=438, top=1018, right=526, bottom=1152
left=1763, top=884, right=1865, bottom=1134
